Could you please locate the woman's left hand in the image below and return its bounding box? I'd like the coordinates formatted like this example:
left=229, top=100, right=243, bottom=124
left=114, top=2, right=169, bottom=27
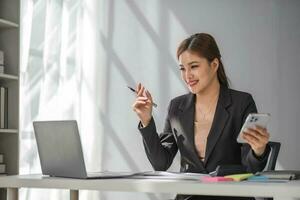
left=242, top=126, right=270, bottom=157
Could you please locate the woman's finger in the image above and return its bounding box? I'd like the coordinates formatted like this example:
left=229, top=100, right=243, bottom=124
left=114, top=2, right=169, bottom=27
left=136, top=96, right=148, bottom=101
left=132, top=101, right=147, bottom=109
left=145, top=90, right=153, bottom=102
left=244, top=128, right=264, bottom=141
left=242, top=134, right=258, bottom=148
left=247, top=128, right=270, bottom=143
left=137, top=85, right=145, bottom=97
left=243, top=132, right=259, bottom=143
left=254, top=126, right=270, bottom=138
left=243, top=129, right=269, bottom=149
left=137, top=83, right=141, bottom=92
left=243, top=128, right=260, bottom=139
left=254, top=125, right=265, bottom=132
left=252, top=126, right=267, bottom=136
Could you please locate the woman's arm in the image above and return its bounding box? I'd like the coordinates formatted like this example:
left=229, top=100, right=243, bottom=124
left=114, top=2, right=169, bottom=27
left=132, top=83, right=178, bottom=171
left=139, top=110, right=178, bottom=171
left=240, top=94, right=271, bottom=172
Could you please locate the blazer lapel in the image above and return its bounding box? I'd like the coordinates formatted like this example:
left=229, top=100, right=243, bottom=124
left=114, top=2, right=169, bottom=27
left=204, top=86, right=231, bottom=165
left=178, top=93, right=205, bottom=168
left=178, top=93, right=195, bottom=150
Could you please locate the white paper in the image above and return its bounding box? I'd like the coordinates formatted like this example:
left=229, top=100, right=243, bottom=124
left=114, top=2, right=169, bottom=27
left=131, top=171, right=209, bottom=180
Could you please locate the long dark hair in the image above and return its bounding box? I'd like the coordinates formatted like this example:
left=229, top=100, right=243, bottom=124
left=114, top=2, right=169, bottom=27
left=177, top=33, right=229, bottom=88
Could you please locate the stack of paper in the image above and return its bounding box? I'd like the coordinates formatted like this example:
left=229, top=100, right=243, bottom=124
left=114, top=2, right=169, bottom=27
left=131, top=171, right=209, bottom=180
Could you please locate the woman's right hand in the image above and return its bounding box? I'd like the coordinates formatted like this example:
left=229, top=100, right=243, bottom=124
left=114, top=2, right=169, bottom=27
left=132, top=83, right=153, bottom=127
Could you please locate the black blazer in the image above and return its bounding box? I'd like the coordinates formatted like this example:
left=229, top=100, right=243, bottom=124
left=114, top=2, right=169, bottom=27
left=139, top=86, right=270, bottom=200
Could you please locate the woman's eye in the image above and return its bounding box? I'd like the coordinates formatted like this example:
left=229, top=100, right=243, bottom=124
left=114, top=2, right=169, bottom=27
left=179, top=67, right=185, bottom=71
left=191, top=65, right=199, bottom=69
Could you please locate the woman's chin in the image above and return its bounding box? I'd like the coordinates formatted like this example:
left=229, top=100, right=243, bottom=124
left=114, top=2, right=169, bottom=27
left=188, top=86, right=200, bottom=94
left=188, top=85, right=207, bottom=94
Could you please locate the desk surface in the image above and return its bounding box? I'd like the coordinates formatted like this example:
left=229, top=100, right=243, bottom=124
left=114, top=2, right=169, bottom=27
left=0, top=174, right=300, bottom=198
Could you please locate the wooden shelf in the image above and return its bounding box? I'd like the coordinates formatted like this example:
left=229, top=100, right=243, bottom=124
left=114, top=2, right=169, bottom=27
left=0, top=18, right=18, bottom=29
left=0, top=73, right=19, bottom=81
left=0, top=0, right=20, bottom=191
left=0, top=129, right=18, bottom=134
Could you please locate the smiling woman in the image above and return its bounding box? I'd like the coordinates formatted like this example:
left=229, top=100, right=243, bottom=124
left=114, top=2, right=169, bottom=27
left=177, top=33, right=229, bottom=90
left=132, top=33, right=271, bottom=200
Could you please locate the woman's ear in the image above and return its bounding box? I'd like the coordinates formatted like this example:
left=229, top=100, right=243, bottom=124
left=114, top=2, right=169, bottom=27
left=211, top=58, right=219, bottom=73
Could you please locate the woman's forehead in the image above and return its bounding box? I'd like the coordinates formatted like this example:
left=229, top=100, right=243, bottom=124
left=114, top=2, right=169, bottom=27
left=179, top=51, right=206, bottom=65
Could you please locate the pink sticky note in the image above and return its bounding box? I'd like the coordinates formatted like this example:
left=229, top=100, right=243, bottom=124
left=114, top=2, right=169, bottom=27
left=202, top=176, right=234, bottom=182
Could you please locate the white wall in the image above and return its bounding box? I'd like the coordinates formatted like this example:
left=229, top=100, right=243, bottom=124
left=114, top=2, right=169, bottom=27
left=97, top=0, right=300, bottom=198
left=99, top=0, right=300, bottom=170
left=20, top=0, right=300, bottom=200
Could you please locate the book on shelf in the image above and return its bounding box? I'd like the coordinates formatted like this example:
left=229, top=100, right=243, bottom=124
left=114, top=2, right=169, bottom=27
left=0, top=50, right=4, bottom=66
left=0, top=87, right=8, bottom=129
left=0, top=163, right=5, bottom=174
left=0, top=154, right=5, bottom=175
left=0, top=50, right=4, bottom=74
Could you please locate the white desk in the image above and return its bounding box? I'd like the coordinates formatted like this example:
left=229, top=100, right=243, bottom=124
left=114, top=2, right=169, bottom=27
left=0, top=174, right=300, bottom=200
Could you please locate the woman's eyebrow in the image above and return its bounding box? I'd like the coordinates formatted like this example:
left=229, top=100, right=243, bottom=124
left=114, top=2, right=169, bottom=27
left=187, top=61, right=199, bottom=65
left=179, top=61, right=199, bottom=67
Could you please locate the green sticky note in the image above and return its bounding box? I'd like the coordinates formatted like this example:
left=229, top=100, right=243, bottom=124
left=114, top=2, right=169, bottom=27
left=225, top=173, right=254, bottom=181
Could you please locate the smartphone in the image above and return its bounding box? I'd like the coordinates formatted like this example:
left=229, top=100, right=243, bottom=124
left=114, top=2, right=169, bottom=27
left=237, top=113, right=271, bottom=143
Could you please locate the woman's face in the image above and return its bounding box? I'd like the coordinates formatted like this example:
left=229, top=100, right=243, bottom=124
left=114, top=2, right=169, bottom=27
left=178, top=50, right=219, bottom=94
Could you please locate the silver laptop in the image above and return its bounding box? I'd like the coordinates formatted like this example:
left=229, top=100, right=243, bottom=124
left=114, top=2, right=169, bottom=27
left=33, top=120, right=135, bottom=179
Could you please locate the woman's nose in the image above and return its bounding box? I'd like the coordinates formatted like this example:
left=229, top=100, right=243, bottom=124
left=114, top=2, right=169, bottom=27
left=185, top=69, right=193, bottom=80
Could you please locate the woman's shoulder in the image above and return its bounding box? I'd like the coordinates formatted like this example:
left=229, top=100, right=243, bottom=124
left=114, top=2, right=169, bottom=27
left=167, top=93, right=194, bottom=113
left=162, top=93, right=190, bottom=115
left=228, top=88, right=252, bottom=96
left=227, top=87, right=255, bottom=104
left=170, top=93, right=192, bottom=104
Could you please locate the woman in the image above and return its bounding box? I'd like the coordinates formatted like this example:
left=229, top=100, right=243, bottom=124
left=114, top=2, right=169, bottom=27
left=132, top=33, right=270, bottom=200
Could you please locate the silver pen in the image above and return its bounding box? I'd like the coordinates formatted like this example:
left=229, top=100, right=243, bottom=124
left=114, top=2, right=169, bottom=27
left=127, top=86, right=157, bottom=108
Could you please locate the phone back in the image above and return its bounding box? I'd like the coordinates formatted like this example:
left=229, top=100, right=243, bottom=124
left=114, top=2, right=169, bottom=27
left=237, top=113, right=270, bottom=142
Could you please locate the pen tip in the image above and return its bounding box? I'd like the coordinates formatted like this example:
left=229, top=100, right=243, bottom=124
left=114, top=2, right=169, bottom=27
left=127, top=86, right=136, bottom=92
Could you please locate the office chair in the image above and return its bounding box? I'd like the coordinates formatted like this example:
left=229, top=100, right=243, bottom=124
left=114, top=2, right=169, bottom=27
left=265, top=141, right=281, bottom=171
left=261, top=141, right=281, bottom=200
left=256, top=141, right=281, bottom=200
left=241, top=141, right=281, bottom=171
left=241, top=141, right=281, bottom=200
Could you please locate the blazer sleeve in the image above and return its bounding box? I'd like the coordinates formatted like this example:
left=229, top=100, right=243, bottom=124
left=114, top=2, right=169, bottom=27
left=241, top=94, right=271, bottom=173
left=138, top=101, right=178, bottom=171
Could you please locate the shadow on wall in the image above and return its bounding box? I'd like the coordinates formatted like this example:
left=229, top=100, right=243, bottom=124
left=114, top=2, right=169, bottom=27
left=97, top=0, right=300, bottom=184
left=163, top=0, right=300, bottom=170
left=101, top=0, right=300, bottom=171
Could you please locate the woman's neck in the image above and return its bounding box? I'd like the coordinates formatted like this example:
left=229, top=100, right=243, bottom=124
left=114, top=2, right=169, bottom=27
left=196, top=78, right=220, bottom=106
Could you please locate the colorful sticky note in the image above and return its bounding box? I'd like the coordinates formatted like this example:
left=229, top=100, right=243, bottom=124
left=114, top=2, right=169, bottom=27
left=225, top=173, right=254, bottom=181
left=247, top=175, right=269, bottom=182
left=202, top=176, right=234, bottom=182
